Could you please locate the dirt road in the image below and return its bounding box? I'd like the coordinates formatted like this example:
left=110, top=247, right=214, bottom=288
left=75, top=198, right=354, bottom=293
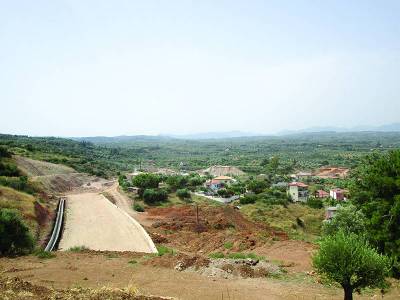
left=104, top=183, right=154, bottom=226
left=58, top=192, right=157, bottom=253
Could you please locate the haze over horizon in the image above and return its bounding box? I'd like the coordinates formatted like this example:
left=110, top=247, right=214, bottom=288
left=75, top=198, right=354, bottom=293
left=1, top=1, right=400, bottom=137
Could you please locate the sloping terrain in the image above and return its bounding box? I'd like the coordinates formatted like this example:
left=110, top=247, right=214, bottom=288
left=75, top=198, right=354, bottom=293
left=14, top=156, right=75, bottom=176
left=145, top=205, right=287, bottom=254
left=1, top=252, right=399, bottom=300
left=14, top=156, right=92, bottom=193
left=0, top=186, right=51, bottom=241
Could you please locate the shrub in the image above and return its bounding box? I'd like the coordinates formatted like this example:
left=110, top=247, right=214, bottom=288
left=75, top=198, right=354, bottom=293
left=0, top=146, right=12, bottom=158
left=34, top=249, right=56, bottom=259
left=0, top=209, right=34, bottom=256
left=176, top=188, right=191, bottom=200
left=223, top=242, right=233, bottom=249
left=68, top=245, right=89, bottom=252
left=133, top=203, right=145, bottom=212
left=313, top=231, right=390, bottom=300
left=143, top=189, right=168, bottom=204
left=156, top=245, right=175, bottom=256
left=306, top=197, right=324, bottom=209
left=132, top=173, right=161, bottom=197
left=209, top=252, right=225, bottom=259
left=239, top=194, right=257, bottom=205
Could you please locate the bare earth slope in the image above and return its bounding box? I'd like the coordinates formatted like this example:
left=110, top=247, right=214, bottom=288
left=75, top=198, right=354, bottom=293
left=59, top=192, right=157, bottom=253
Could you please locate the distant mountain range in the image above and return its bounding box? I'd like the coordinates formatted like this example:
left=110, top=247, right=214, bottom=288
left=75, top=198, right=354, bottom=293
left=73, top=123, right=400, bottom=143
left=277, top=123, right=400, bottom=136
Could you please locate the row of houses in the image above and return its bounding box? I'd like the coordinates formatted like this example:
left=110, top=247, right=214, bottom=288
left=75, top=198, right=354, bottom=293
left=288, top=182, right=348, bottom=202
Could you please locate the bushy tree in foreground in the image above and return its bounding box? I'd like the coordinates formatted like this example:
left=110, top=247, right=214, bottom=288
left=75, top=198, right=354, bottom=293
left=0, top=209, right=34, bottom=256
left=313, top=231, right=390, bottom=300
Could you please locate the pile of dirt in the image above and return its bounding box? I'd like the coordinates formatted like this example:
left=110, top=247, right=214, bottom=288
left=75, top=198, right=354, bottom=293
left=145, top=253, right=210, bottom=270
left=145, top=253, right=282, bottom=280
left=146, top=205, right=287, bottom=253
left=196, top=258, right=283, bottom=279
left=200, top=165, right=245, bottom=176
left=0, top=276, right=175, bottom=300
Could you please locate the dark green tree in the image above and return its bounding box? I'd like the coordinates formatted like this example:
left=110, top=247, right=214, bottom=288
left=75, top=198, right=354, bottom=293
left=0, top=209, right=34, bottom=256
left=176, top=188, right=191, bottom=200
left=143, top=188, right=168, bottom=204
left=132, top=173, right=161, bottom=197
left=351, top=150, right=400, bottom=275
left=247, top=179, right=268, bottom=194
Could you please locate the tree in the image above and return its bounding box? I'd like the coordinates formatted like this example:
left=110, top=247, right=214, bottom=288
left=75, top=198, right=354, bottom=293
left=166, top=175, right=187, bottom=192
left=143, top=188, right=168, bottom=204
left=247, top=179, right=268, bottom=194
left=351, top=150, right=400, bottom=275
left=313, top=231, right=390, bottom=300
left=270, top=156, right=280, bottom=171
left=0, top=209, right=34, bottom=256
left=176, top=188, right=191, bottom=200
left=132, top=173, right=161, bottom=197
left=322, top=205, right=366, bottom=236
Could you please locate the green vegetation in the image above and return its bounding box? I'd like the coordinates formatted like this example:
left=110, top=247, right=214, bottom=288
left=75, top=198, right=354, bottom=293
left=0, top=208, right=34, bottom=256
left=241, top=203, right=324, bottom=241
left=70, top=132, right=400, bottom=173
left=156, top=245, right=175, bottom=256
left=176, top=188, right=191, bottom=200
left=322, top=205, right=366, bottom=236
left=143, top=188, right=168, bottom=204
left=208, top=251, right=264, bottom=260
left=223, top=242, right=233, bottom=249
left=313, top=231, right=390, bottom=300
left=34, top=249, right=56, bottom=259
left=68, top=245, right=89, bottom=252
left=351, top=150, right=400, bottom=276
left=208, top=252, right=226, bottom=259
left=133, top=203, right=145, bottom=212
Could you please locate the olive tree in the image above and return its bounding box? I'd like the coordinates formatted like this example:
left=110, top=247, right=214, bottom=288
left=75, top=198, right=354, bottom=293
left=313, top=231, right=390, bottom=300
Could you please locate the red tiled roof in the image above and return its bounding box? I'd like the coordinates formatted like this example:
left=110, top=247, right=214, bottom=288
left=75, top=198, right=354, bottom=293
left=289, top=182, right=308, bottom=188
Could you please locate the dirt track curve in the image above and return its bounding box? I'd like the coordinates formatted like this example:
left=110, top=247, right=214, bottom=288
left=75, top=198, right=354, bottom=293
left=58, top=192, right=157, bottom=253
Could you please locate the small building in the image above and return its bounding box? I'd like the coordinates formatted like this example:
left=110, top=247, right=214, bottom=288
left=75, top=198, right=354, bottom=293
left=127, top=187, right=140, bottom=194
left=325, top=206, right=338, bottom=220
left=205, top=175, right=234, bottom=191
left=288, top=182, right=309, bottom=202
left=315, top=190, right=329, bottom=198
left=330, top=188, right=347, bottom=201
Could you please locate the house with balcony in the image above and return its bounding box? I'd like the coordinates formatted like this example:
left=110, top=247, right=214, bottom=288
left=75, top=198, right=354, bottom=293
left=288, top=182, right=309, bottom=202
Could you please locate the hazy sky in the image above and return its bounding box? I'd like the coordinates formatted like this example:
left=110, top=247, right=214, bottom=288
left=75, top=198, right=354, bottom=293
left=1, top=1, right=400, bottom=136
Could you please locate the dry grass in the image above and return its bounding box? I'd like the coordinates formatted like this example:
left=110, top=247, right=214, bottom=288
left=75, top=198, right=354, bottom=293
left=0, top=186, right=38, bottom=232
left=241, top=203, right=324, bottom=241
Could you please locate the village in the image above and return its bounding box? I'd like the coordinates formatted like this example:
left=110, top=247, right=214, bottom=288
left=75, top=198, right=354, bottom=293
left=121, top=164, right=351, bottom=222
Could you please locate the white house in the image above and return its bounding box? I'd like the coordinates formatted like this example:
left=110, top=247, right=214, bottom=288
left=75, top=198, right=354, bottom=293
left=288, top=182, right=309, bottom=202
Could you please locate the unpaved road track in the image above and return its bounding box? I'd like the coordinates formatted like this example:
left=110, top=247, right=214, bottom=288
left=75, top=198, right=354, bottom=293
left=58, top=192, right=157, bottom=253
